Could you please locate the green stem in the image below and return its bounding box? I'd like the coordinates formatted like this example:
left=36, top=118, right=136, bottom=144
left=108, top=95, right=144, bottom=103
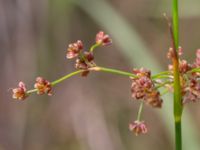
left=90, top=43, right=101, bottom=52
left=98, top=67, right=172, bottom=80
left=151, top=71, right=171, bottom=79
left=175, top=120, right=182, bottom=150
left=27, top=89, right=37, bottom=94
left=172, top=0, right=183, bottom=150
left=51, top=70, right=84, bottom=86
left=187, top=67, right=200, bottom=73
left=137, top=102, right=144, bottom=121
left=153, top=75, right=172, bottom=80
left=155, top=81, right=172, bottom=89
left=96, top=66, right=137, bottom=78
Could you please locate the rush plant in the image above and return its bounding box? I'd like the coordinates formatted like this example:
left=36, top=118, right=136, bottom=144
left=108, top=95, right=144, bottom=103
left=10, top=0, right=200, bottom=150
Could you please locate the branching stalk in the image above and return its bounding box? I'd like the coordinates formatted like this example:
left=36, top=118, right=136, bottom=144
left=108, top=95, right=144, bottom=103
left=27, top=66, right=172, bottom=95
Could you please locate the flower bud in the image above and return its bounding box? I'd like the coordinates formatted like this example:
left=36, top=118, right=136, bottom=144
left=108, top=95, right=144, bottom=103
left=96, top=31, right=112, bottom=46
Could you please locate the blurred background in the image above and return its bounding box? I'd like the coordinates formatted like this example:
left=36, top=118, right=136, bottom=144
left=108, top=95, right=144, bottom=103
left=1, top=0, right=200, bottom=150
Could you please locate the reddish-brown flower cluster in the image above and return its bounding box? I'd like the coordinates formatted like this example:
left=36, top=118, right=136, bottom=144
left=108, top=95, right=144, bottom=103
left=167, top=48, right=200, bottom=103
left=34, top=77, right=52, bottom=96
left=183, top=78, right=200, bottom=103
left=66, top=31, right=112, bottom=76
left=131, top=68, right=163, bottom=108
left=129, top=121, right=148, bottom=136
left=167, top=47, right=192, bottom=74
left=12, top=82, right=28, bottom=100
left=182, top=58, right=200, bottom=104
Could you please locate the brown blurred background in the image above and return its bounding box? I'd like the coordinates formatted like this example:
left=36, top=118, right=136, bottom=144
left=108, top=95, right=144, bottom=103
left=1, top=0, right=200, bottom=150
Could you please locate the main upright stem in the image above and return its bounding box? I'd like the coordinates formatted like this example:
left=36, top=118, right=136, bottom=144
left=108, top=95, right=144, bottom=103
left=173, top=0, right=179, bottom=47
left=175, top=121, right=182, bottom=150
left=172, top=0, right=183, bottom=150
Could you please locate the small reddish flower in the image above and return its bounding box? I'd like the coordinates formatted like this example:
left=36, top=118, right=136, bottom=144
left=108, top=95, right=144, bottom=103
left=12, top=82, right=28, bottom=100
left=66, top=40, right=83, bottom=59
left=96, top=31, right=112, bottom=46
left=34, top=77, right=52, bottom=95
left=129, top=121, right=148, bottom=136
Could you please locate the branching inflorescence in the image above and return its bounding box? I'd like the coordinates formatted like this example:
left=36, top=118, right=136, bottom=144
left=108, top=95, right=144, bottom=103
left=11, top=30, right=200, bottom=137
